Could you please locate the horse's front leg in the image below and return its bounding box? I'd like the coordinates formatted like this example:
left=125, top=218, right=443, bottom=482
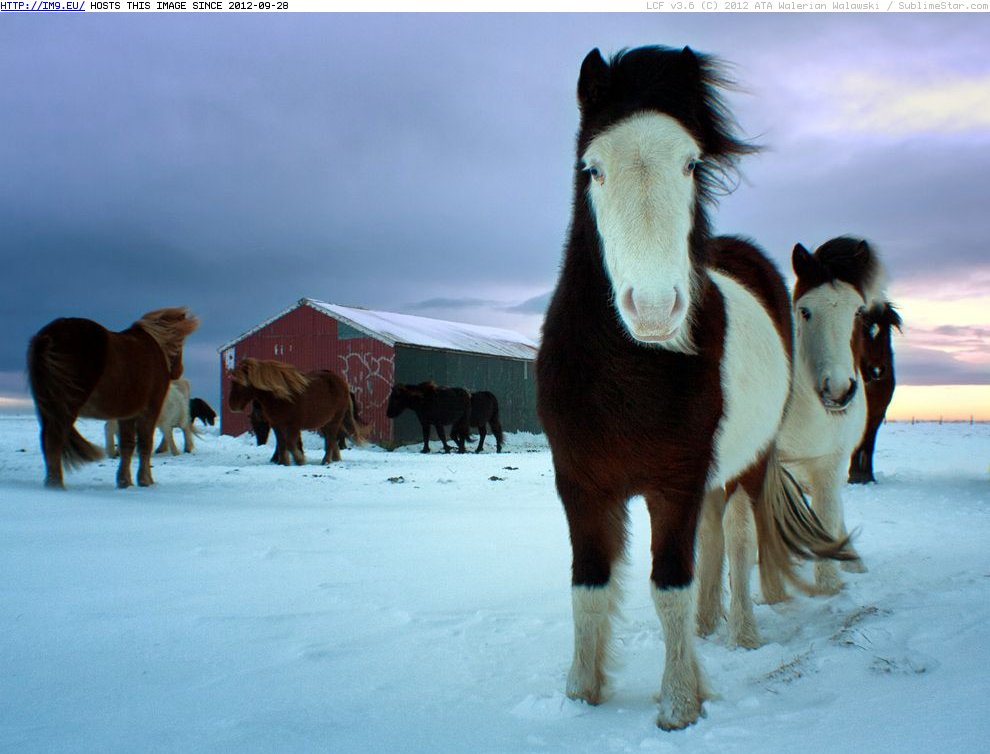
left=104, top=420, right=119, bottom=459
left=135, top=414, right=156, bottom=486
left=646, top=489, right=709, bottom=731
left=559, top=475, right=627, bottom=706
left=420, top=421, right=432, bottom=453
left=810, top=468, right=848, bottom=593
left=289, top=428, right=306, bottom=465
left=475, top=424, right=487, bottom=454
left=272, top=428, right=291, bottom=465
left=695, top=487, right=727, bottom=637
left=116, top=418, right=137, bottom=488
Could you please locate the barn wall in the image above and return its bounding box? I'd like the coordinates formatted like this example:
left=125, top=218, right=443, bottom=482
left=392, top=346, right=541, bottom=446
left=220, top=305, right=396, bottom=442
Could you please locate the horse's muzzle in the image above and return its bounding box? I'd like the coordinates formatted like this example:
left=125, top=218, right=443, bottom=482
left=819, top=378, right=858, bottom=413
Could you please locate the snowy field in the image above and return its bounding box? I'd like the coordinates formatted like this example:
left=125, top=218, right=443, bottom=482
left=1, top=415, right=988, bottom=754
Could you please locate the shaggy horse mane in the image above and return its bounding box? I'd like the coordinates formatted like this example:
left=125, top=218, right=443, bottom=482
left=231, top=358, right=311, bottom=400
left=794, top=237, right=883, bottom=302
left=867, top=301, right=903, bottom=332
left=135, top=307, right=199, bottom=361
left=579, top=45, right=759, bottom=203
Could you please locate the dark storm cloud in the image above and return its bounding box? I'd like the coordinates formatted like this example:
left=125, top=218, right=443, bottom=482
left=2, top=13, right=988, bottom=405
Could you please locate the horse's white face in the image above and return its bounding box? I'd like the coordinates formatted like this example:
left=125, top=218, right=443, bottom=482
left=795, top=282, right=866, bottom=413
left=583, top=112, right=701, bottom=352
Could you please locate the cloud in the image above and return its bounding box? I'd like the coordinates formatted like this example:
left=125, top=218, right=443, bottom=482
left=403, top=297, right=502, bottom=312
left=503, top=292, right=552, bottom=315
left=834, top=72, right=990, bottom=136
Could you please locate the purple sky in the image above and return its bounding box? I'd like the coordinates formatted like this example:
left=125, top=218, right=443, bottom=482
left=2, top=13, right=988, bottom=409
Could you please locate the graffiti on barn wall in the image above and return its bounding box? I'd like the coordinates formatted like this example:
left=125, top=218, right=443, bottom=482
left=338, top=352, right=395, bottom=411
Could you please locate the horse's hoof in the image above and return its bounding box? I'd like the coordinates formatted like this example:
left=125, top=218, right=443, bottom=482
left=117, top=479, right=132, bottom=489
left=44, top=479, right=65, bottom=490
left=656, top=694, right=705, bottom=731
left=729, top=618, right=763, bottom=650
left=420, top=448, right=431, bottom=454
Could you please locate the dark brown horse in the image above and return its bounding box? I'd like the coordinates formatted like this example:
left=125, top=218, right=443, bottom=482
left=27, top=307, right=199, bottom=489
left=386, top=382, right=470, bottom=454
left=450, top=390, right=504, bottom=453
left=228, top=358, right=365, bottom=465
left=536, top=46, right=853, bottom=729
left=849, top=301, right=901, bottom=483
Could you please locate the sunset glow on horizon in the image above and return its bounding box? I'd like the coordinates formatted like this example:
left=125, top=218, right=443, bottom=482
left=886, top=385, right=990, bottom=423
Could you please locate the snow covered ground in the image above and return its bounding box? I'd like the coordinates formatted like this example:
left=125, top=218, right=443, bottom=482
left=1, top=416, right=988, bottom=753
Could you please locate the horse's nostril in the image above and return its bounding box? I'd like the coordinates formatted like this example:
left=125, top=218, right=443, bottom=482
left=621, top=287, right=637, bottom=318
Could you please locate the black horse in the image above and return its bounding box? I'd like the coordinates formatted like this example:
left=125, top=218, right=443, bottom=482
left=386, top=382, right=469, bottom=453
left=451, top=391, right=504, bottom=453
left=189, top=397, right=217, bottom=426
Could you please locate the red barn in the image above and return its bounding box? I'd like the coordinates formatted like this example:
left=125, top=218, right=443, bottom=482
left=218, top=299, right=541, bottom=445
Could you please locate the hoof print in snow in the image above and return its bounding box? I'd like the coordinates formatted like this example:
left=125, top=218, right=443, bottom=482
left=387, top=476, right=405, bottom=484
left=488, top=475, right=505, bottom=482
left=502, top=466, right=519, bottom=471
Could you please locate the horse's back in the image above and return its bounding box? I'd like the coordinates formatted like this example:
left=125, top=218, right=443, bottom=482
left=80, top=326, right=171, bottom=419
left=298, top=370, right=351, bottom=429
left=707, top=236, right=792, bottom=351
left=705, top=237, right=792, bottom=487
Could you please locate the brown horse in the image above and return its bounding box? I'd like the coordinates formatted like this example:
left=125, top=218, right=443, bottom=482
left=537, top=46, right=853, bottom=729
left=228, top=358, right=365, bottom=465
left=849, top=301, right=901, bottom=483
left=27, top=307, right=199, bottom=489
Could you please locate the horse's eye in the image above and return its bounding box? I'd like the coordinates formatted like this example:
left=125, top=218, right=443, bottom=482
left=584, top=164, right=605, bottom=186
left=799, top=307, right=812, bottom=322
left=684, top=158, right=701, bottom=177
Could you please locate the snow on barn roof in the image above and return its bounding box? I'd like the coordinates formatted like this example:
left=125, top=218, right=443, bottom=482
left=220, top=298, right=539, bottom=361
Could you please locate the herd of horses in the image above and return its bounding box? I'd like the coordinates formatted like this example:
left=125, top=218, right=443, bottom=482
left=24, top=43, right=904, bottom=732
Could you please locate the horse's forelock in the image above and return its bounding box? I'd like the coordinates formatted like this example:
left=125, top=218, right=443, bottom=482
left=811, top=237, right=881, bottom=301
left=578, top=45, right=757, bottom=205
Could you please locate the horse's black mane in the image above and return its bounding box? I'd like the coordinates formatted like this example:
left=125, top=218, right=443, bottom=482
left=577, top=45, right=758, bottom=203
left=811, top=237, right=882, bottom=298
left=867, top=301, right=903, bottom=331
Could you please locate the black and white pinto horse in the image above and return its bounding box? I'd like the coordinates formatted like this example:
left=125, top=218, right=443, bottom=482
left=536, top=46, right=853, bottom=730
left=698, top=238, right=879, bottom=649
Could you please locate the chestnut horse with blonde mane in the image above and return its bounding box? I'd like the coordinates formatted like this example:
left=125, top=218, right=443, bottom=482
left=27, top=307, right=199, bottom=489
left=228, top=358, right=365, bottom=465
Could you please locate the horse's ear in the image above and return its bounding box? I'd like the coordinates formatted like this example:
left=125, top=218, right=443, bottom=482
left=578, top=48, right=610, bottom=112
left=886, top=303, right=903, bottom=332
left=792, top=243, right=818, bottom=279
left=679, top=46, right=701, bottom=81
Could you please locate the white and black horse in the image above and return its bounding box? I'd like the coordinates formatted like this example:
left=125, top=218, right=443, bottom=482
left=698, top=237, right=880, bottom=649
left=536, top=45, right=854, bottom=730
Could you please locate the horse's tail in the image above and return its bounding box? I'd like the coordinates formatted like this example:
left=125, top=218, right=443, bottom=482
left=342, top=396, right=370, bottom=447
left=752, top=446, right=858, bottom=598
left=27, top=332, right=104, bottom=467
